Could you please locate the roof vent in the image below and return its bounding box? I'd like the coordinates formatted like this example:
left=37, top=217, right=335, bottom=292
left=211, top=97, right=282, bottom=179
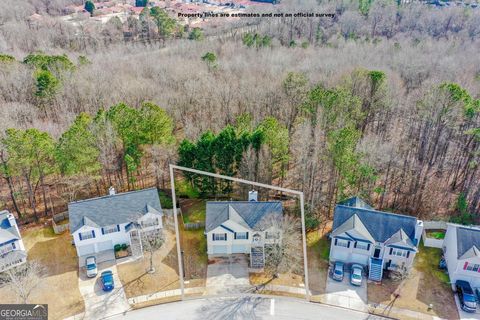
left=248, top=190, right=258, bottom=202
left=108, top=186, right=116, bottom=196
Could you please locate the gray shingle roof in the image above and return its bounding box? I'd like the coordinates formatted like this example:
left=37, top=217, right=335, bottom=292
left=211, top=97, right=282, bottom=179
left=331, top=214, right=375, bottom=243
left=332, top=203, right=418, bottom=244
left=384, top=229, right=416, bottom=250
left=69, top=187, right=162, bottom=233
left=0, top=211, right=20, bottom=245
left=456, top=226, right=480, bottom=259
left=205, top=201, right=282, bottom=232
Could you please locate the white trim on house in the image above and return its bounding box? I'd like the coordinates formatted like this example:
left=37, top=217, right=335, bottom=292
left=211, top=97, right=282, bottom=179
left=443, top=223, right=480, bottom=290
left=0, top=211, right=27, bottom=272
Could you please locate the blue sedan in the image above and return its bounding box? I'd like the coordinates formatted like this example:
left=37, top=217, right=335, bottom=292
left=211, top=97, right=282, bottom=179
left=101, top=270, right=114, bottom=292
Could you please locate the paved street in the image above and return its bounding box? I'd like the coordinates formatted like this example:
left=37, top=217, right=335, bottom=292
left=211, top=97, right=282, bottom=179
left=107, top=295, right=385, bottom=320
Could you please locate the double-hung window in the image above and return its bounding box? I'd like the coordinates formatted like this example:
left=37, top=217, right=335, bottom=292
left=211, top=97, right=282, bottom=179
left=355, top=241, right=369, bottom=251
left=390, top=248, right=407, bottom=257
left=335, top=239, right=349, bottom=248
left=102, top=225, right=120, bottom=235
left=213, top=233, right=226, bottom=241
left=79, top=230, right=95, bottom=240
left=234, top=232, right=248, bottom=240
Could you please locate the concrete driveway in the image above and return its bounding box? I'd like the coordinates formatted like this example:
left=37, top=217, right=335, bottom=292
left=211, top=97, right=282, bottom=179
left=324, top=267, right=368, bottom=312
left=206, top=254, right=250, bottom=295
left=78, top=260, right=130, bottom=319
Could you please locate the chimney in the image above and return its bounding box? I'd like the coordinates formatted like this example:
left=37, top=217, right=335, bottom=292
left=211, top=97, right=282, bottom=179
left=248, top=190, right=258, bottom=202
left=108, top=186, right=116, bottom=196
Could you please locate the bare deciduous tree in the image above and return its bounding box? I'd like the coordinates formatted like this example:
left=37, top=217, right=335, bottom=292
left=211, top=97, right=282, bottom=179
left=0, top=261, right=45, bottom=304
left=140, top=229, right=165, bottom=274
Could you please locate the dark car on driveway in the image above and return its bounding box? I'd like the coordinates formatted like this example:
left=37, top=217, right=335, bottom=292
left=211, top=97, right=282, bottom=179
left=456, top=280, right=477, bottom=313
left=101, top=270, right=114, bottom=292
left=332, top=261, right=344, bottom=281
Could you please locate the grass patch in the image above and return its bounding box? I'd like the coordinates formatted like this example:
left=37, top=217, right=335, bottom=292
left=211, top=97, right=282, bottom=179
left=181, top=199, right=206, bottom=224
left=307, top=230, right=330, bottom=261
left=426, top=230, right=446, bottom=239
left=415, top=242, right=450, bottom=285
left=181, top=228, right=207, bottom=279
left=0, top=226, right=86, bottom=320
left=176, top=179, right=199, bottom=199
left=159, top=191, right=173, bottom=209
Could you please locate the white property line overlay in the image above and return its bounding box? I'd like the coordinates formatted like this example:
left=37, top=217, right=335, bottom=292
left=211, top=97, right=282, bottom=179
left=169, top=164, right=311, bottom=301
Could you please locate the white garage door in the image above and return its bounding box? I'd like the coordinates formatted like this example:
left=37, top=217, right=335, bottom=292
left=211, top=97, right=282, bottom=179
left=96, top=240, right=113, bottom=252
left=331, top=250, right=349, bottom=262
left=232, top=245, right=248, bottom=254
left=350, top=253, right=368, bottom=266
left=77, top=244, right=95, bottom=256
left=212, top=245, right=228, bottom=255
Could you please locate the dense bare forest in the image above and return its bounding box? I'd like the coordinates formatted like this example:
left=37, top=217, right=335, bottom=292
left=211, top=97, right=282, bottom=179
left=0, top=0, right=479, bottom=226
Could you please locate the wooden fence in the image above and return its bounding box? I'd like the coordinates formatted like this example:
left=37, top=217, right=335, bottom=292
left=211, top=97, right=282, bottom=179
left=183, top=221, right=205, bottom=230
left=52, top=211, right=69, bottom=234
left=422, top=220, right=447, bottom=249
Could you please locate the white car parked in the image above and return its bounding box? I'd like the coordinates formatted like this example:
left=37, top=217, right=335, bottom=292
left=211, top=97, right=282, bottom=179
left=85, top=256, right=97, bottom=278
left=350, top=264, right=363, bottom=286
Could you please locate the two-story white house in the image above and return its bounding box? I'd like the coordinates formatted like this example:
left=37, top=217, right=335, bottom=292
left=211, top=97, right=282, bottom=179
left=443, top=223, right=480, bottom=289
left=329, top=197, right=424, bottom=281
left=69, top=187, right=163, bottom=265
left=0, top=210, right=27, bottom=272
left=205, top=191, right=283, bottom=268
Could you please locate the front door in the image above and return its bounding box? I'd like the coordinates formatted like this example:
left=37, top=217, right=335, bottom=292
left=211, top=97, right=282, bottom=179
left=374, top=248, right=381, bottom=258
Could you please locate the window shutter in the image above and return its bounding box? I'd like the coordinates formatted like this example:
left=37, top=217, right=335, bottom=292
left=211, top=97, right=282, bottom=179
left=79, top=233, right=83, bottom=240
left=367, top=244, right=370, bottom=251
left=101, top=228, right=105, bottom=235
left=464, top=262, right=469, bottom=270
left=92, top=230, right=95, bottom=238
left=389, top=248, right=393, bottom=255
left=354, top=242, right=357, bottom=248
left=234, top=233, right=237, bottom=240
left=406, top=251, right=410, bottom=258
left=334, top=238, right=338, bottom=245
left=224, top=233, right=227, bottom=241
left=212, top=233, right=215, bottom=241
left=117, top=224, right=120, bottom=232
left=246, top=232, right=249, bottom=239
left=12, top=242, right=16, bottom=249
left=347, top=241, right=350, bottom=248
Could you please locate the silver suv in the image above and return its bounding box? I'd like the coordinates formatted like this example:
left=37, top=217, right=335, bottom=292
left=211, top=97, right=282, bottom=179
left=85, top=256, right=97, bottom=278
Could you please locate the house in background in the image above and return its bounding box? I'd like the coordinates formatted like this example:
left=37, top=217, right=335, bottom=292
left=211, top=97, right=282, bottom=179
left=69, top=187, right=163, bottom=265
left=205, top=191, right=283, bottom=269
left=0, top=210, right=27, bottom=272
left=443, top=223, right=480, bottom=289
left=329, top=197, right=424, bottom=281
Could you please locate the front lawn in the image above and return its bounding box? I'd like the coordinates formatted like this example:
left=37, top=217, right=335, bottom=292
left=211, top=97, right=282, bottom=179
left=0, top=226, right=85, bottom=320
left=367, top=243, right=457, bottom=319
left=307, top=228, right=330, bottom=297
left=180, top=228, right=207, bottom=285
left=117, top=229, right=180, bottom=298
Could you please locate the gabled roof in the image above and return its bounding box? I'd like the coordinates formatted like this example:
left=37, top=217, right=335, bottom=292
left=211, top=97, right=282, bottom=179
left=0, top=211, right=20, bottom=245
left=338, top=196, right=373, bottom=210
left=332, top=200, right=418, bottom=244
left=384, top=229, right=416, bottom=250
left=331, top=214, right=375, bottom=243
left=205, top=201, right=282, bottom=232
left=69, top=187, right=162, bottom=233
left=457, top=226, right=480, bottom=259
